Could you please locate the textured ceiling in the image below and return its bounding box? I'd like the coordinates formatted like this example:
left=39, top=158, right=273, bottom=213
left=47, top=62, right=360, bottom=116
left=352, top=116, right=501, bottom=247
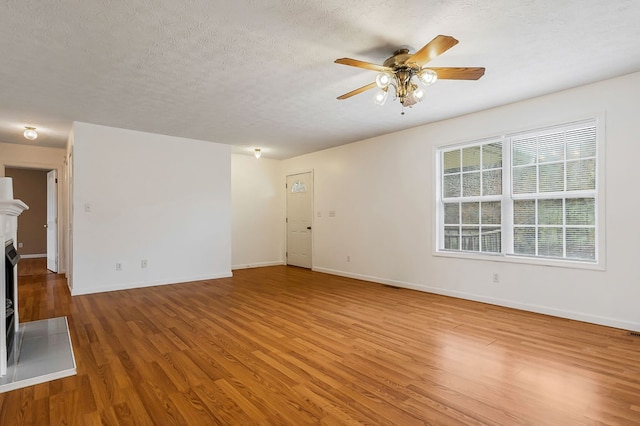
left=0, top=0, right=639, bottom=159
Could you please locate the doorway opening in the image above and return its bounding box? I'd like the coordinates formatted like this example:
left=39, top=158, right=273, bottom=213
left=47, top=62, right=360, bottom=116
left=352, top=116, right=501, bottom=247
left=4, top=167, right=58, bottom=273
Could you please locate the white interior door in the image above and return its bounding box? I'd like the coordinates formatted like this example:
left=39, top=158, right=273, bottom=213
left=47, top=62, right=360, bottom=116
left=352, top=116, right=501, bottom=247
left=46, top=170, right=58, bottom=272
left=286, top=172, right=313, bottom=268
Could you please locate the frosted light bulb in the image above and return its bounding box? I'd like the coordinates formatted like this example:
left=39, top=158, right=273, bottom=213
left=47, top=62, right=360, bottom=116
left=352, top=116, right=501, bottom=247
left=373, top=89, right=388, bottom=106
left=23, top=127, right=38, bottom=140
left=375, top=72, right=392, bottom=89
left=419, top=69, right=438, bottom=86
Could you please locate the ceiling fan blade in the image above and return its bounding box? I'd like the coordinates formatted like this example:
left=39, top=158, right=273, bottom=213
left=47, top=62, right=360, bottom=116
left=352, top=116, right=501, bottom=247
left=428, top=67, right=486, bottom=80
left=337, top=82, right=378, bottom=100
left=408, top=35, right=459, bottom=66
left=335, top=58, right=392, bottom=73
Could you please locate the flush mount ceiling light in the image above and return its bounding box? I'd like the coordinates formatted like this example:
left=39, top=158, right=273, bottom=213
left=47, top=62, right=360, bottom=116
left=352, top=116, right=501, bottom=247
left=23, top=127, right=38, bottom=140
left=335, top=35, right=485, bottom=111
left=254, top=148, right=262, bottom=159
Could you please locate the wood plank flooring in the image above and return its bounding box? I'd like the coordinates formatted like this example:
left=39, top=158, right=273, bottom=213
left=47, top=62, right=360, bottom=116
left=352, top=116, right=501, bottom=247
left=2, top=259, right=640, bottom=424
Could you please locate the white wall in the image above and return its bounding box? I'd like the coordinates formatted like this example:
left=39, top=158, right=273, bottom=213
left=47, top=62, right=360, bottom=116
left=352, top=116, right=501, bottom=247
left=282, top=72, right=640, bottom=332
left=231, top=154, right=284, bottom=269
left=0, top=143, right=65, bottom=173
left=70, top=122, right=231, bottom=295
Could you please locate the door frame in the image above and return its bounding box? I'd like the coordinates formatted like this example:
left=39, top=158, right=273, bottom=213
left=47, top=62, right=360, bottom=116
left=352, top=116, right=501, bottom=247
left=46, top=169, right=58, bottom=272
left=285, top=170, right=314, bottom=269
left=1, top=161, right=66, bottom=274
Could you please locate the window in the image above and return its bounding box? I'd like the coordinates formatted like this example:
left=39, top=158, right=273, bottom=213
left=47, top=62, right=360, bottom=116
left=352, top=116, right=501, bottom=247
left=291, top=180, right=307, bottom=193
left=442, top=141, right=503, bottom=253
left=436, top=119, right=600, bottom=265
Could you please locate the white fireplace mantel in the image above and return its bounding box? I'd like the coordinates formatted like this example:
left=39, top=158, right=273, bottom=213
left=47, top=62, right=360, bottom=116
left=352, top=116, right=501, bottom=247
left=0, top=199, right=28, bottom=242
left=0, top=199, right=29, bottom=216
left=1, top=198, right=28, bottom=376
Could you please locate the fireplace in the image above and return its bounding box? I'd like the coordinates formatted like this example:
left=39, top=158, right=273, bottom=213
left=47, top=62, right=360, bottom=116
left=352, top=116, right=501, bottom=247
left=0, top=177, right=28, bottom=376
left=0, top=177, right=76, bottom=392
left=5, top=241, right=19, bottom=359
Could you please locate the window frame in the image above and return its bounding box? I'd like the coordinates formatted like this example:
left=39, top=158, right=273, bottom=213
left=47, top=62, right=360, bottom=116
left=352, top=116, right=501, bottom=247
left=434, top=117, right=605, bottom=271
left=439, top=138, right=504, bottom=254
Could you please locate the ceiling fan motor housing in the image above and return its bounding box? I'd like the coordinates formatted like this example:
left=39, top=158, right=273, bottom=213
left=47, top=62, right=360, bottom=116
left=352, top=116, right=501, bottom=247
left=383, top=48, right=413, bottom=68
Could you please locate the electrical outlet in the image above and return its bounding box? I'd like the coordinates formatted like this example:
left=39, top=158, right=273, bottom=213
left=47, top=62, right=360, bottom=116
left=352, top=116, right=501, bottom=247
left=347, top=255, right=351, bottom=262
left=492, top=272, right=499, bottom=283
left=18, top=242, right=23, bottom=248
left=141, top=259, right=148, bottom=268
left=116, top=262, right=122, bottom=271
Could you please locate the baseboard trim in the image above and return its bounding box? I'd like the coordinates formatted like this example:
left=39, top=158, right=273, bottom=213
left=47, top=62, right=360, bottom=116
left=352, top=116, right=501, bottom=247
left=20, top=254, right=47, bottom=259
left=312, top=266, right=640, bottom=332
left=70, top=272, right=233, bottom=296
left=232, top=261, right=285, bottom=270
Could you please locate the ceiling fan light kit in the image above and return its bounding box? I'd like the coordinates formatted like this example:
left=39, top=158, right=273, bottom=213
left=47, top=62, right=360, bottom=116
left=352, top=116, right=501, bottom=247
left=335, top=35, right=485, bottom=111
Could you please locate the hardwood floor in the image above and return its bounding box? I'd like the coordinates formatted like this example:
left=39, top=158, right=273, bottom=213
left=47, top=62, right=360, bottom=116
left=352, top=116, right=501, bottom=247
left=2, top=259, right=640, bottom=424
left=17, top=257, right=55, bottom=277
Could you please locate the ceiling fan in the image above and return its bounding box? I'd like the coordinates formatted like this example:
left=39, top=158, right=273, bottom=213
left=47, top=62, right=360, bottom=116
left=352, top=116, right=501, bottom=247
left=335, top=35, right=485, bottom=109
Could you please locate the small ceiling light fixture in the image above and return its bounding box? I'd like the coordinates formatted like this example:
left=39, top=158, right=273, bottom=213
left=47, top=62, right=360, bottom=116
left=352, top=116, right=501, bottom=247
left=254, top=148, right=262, bottom=159
left=23, top=127, right=38, bottom=140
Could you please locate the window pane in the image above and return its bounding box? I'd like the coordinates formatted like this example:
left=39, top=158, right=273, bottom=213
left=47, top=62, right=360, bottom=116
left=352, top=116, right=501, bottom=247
left=538, top=199, right=563, bottom=225
left=482, top=143, right=502, bottom=169
left=514, top=227, right=535, bottom=255
left=443, top=174, right=460, bottom=198
left=444, top=226, right=460, bottom=250
left=566, top=127, right=596, bottom=160
left=461, top=227, right=480, bottom=251
left=513, top=138, right=537, bottom=166
left=291, top=181, right=307, bottom=193
left=444, top=203, right=460, bottom=224
left=566, top=198, right=595, bottom=225
left=481, top=201, right=501, bottom=224
left=538, top=227, right=563, bottom=257
left=461, top=202, right=479, bottom=224
left=444, top=150, right=461, bottom=174
left=481, top=227, right=501, bottom=253
left=462, top=146, right=481, bottom=172
left=538, top=132, right=564, bottom=163
left=482, top=169, right=502, bottom=196
left=566, top=228, right=595, bottom=260
left=539, top=163, right=564, bottom=192
left=566, top=159, right=596, bottom=191
left=513, top=166, right=537, bottom=194
left=514, top=200, right=535, bottom=225
left=462, top=172, right=481, bottom=196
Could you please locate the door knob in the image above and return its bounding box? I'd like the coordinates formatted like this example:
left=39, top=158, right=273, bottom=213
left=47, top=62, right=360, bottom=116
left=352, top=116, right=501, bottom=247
left=307, top=226, right=312, bottom=230
left=44, top=224, right=48, bottom=228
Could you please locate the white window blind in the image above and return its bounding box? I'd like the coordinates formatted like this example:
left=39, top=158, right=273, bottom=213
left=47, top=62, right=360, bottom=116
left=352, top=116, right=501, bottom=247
left=511, top=123, right=597, bottom=260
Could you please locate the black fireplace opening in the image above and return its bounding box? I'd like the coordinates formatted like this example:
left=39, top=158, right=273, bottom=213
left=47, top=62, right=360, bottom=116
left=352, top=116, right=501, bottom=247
left=5, top=240, right=20, bottom=360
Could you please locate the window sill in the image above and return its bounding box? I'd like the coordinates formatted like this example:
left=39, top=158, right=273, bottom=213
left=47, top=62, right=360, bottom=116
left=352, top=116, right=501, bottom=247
left=433, top=249, right=605, bottom=271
